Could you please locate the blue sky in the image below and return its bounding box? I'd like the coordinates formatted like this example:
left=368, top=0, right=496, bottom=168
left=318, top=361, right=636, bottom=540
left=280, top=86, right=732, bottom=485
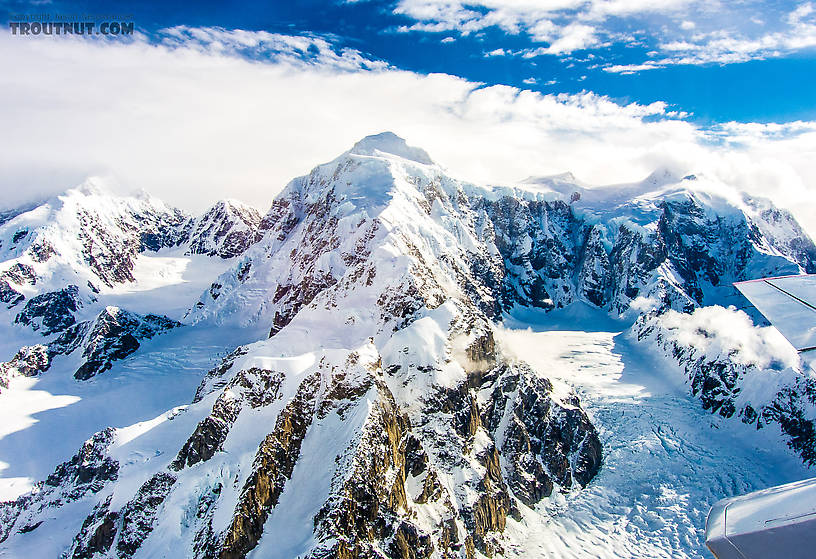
left=3, top=0, right=816, bottom=123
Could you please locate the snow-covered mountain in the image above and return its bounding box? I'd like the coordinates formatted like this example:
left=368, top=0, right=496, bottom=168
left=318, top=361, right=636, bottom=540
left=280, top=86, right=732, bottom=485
left=1, top=132, right=815, bottom=559
left=0, top=182, right=262, bottom=310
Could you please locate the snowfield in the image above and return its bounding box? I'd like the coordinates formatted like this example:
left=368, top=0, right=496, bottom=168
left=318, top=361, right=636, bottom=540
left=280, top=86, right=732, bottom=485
left=0, top=325, right=262, bottom=501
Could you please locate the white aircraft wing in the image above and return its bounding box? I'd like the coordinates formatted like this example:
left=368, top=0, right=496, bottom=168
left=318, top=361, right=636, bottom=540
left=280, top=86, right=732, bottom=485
left=734, top=274, right=816, bottom=354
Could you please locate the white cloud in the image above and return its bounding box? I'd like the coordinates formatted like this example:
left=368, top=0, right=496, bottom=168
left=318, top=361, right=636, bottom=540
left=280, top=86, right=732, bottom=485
left=584, top=0, right=695, bottom=19
left=0, top=27, right=815, bottom=237
left=652, top=6, right=816, bottom=66
left=788, top=2, right=814, bottom=25
left=603, top=3, right=816, bottom=71
left=536, top=23, right=599, bottom=54
left=603, top=61, right=661, bottom=73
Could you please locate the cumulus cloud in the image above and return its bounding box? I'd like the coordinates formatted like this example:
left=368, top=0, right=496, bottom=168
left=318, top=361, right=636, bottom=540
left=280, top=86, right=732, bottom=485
left=0, top=27, right=815, bottom=237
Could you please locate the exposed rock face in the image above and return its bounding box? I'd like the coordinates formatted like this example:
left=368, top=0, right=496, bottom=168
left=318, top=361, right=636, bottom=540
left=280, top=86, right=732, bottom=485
left=172, top=367, right=282, bottom=471
left=475, top=191, right=811, bottom=316
left=185, top=200, right=264, bottom=259
left=0, top=263, right=37, bottom=310
left=193, top=144, right=815, bottom=337
left=14, top=285, right=82, bottom=334
left=67, top=495, right=119, bottom=559
left=0, top=280, right=24, bottom=308
left=44, top=428, right=119, bottom=493
left=4, top=263, right=36, bottom=284
left=484, top=363, right=602, bottom=505
left=72, top=306, right=182, bottom=380
left=219, top=373, right=319, bottom=559
left=308, top=381, right=427, bottom=559
left=30, top=335, right=599, bottom=559
left=3, top=135, right=816, bottom=559
left=12, top=186, right=190, bottom=289
left=0, top=344, right=50, bottom=392
left=192, top=346, right=250, bottom=403
left=744, top=195, right=816, bottom=273
left=576, top=226, right=610, bottom=308
left=171, top=390, right=242, bottom=471
left=115, top=472, right=178, bottom=558
left=0, top=189, right=264, bottom=335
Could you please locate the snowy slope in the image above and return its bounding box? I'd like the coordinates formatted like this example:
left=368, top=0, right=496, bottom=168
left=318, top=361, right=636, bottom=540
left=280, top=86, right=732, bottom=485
left=1, top=132, right=815, bottom=559
left=189, top=134, right=814, bottom=334
left=633, top=305, right=816, bottom=464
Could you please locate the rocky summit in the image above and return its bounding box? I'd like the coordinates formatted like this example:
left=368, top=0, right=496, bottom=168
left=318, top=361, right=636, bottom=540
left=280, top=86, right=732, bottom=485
left=0, top=134, right=814, bottom=558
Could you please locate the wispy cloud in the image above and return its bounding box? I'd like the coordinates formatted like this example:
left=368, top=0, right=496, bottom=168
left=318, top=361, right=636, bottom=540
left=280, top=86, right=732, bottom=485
left=159, top=26, right=389, bottom=71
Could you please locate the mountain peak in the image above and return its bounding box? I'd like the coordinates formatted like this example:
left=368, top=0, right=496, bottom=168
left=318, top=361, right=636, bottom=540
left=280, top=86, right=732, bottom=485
left=642, top=166, right=686, bottom=187
left=207, top=198, right=254, bottom=213
left=67, top=177, right=112, bottom=199
left=348, top=132, right=434, bottom=165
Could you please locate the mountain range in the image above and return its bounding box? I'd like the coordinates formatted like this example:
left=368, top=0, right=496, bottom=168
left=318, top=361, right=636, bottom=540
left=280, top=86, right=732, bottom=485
left=0, top=132, right=814, bottom=559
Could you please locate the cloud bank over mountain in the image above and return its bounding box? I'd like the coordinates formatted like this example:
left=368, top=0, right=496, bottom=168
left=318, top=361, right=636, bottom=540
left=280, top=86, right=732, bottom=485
left=1, top=27, right=814, bottom=235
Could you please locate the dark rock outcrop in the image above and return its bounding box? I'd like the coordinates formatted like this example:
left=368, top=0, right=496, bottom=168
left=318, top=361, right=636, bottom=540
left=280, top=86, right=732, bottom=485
left=68, top=495, right=119, bottom=559
left=0, top=263, right=37, bottom=308
left=172, top=367, right=282, bottom=471
left=218, top=373, right=319, bottom=559
left=73, top=307, right=182, bottom=380
left=116, top=472, right=177, bottom=558
left=14, top=285, right=82, bottom=334
left=1, top=307, right=181, bottom=388
left=0, top=280, right=24, bottom=308
left=310, top=382, right=433, bottom=559
left=185, top=200, right=263, bottom=259
left=0, top=345, right=50, bottom=392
